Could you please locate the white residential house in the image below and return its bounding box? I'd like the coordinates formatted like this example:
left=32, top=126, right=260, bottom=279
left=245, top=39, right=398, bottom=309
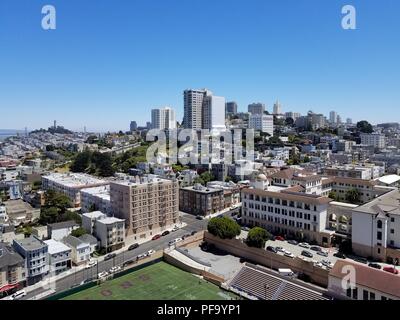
left=44, top=239, right=72, bottom=275
left=63, top=235, right=91, bottom=266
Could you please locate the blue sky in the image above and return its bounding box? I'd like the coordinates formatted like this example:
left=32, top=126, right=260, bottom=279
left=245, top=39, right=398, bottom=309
left=0, top=0, right=399, bottom=132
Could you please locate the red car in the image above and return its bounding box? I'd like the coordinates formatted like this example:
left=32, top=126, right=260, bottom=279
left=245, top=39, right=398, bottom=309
left=152, top=234, right=161, bottom=241
left=275, top=236, right=285, bottom=241
left=383, top=266, right=399, bottom=274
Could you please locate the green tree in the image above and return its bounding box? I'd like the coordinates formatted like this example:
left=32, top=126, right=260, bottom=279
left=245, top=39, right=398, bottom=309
left=207, top=217, right=241, bottom=239
left=328, top=191, right=340, bottom=202
left=246, top=227, right=272, bottom=248
left=71, top=227, right=87, bottom=238
left=303, top=156, right=311, bottom=163
left=70, top=151, right=91, bottom=172
left=285, top=117, right=294, bottom=126
left=39, top=190, right=72, bottom=225
left=200, top=172, right=214, bottom=184
left=193, top=177, right=205, bottom=185
left=39, top=207, right=59, bottom=225
left=356, top=120, right=373, bottom=134
left=345, top=188, right=361, bottom=204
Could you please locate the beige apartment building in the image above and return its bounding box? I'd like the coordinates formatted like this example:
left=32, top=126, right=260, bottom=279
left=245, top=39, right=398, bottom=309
left=110, top=175, right=179, bottom=240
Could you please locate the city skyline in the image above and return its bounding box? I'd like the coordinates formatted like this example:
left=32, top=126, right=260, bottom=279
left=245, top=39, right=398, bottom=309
left=1, top=0, right=400, bottom=131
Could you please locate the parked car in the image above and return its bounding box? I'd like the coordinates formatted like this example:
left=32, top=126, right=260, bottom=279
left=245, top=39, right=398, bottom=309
left=85, top=260, right=98, bottom=269
left=368, top=263, right=382, bottom=270
left=241, top=226, right=250, bottom=232
left=287, top=240, right=298, bottom=245
left=299, top=242, right=310, bottom=249
left=195, top=215, right=203, bottom=220
left=354, top=257, right=368, bottom=264
left=315, top=262, right=323, bottom=268
left=383, top=266, right=399, bottom=274
left=10, top=290, right=26, bottom=300
left=284, top=251, right=295, bottom=258
left=333, top=252, right=347, bottom=259
left=161, top=230, right=170, bottom=236
left=266, top=246, right=278, bottom=253
left=152, top=234, right=161, bottom=241
left=104, top=253, right=116, bottom=261
left=147, top=249, right=156, bottom=255
left=274, top=236, right=285, bottom=241
left=137, top=253, right=146, bottom=260
left=191, top=231, right=197, bottom=236
left=317, top=250, right=328, bottom=257
left=109, top=266, right=122, bottom=273
left=123, top=259, right=135, bottom=267
left=310, top=246, right=322, bottom=252
left=301, top=250, right=313, bottom=258
left=98, top=271, right=109, bottom=278
left=321, top=260, right=334, bottom=269
left=128, top=243, right=139, bottom=251
left=275, top=247, right=284, bottom=252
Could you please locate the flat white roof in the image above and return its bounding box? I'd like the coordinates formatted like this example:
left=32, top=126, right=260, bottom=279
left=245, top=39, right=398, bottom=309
left=377, top=175, right=400, bottom=185
left=97, top=217, right=124, bottom=225
left=82, top=211, right=106, bottom=219
left=81, top=185, right=110, bottom=200
left=43, top=173, right=107, bottom=188
left=44, top=239, right=71, bottom=254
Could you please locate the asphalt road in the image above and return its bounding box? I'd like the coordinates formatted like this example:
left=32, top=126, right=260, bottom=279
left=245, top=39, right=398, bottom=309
left=23, top=213, right=208, bottom=300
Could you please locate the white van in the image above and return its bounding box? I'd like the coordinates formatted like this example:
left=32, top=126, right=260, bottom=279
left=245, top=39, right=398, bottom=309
left=11, top=290, right=26, bottom=300
left=278, top=268, right=294, bottom=277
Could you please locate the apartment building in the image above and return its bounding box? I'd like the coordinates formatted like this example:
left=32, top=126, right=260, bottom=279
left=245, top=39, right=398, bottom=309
left=151, top=107, right=176, bottom=130
left=241, top=178, right=333, bottom=246
left=0, top=243, right=25, bottom=295
left=248, top=114, right=274, bottom=136
left=12, top=236, right=48, bottom=285
left=324, top=164, right=384, bottom=180
left=95, top=217, right=125, bottom=252
left=47, top=221, right=79, bottom=241
left=179, top=184, right=225, bottom=216
left=270, top=168, right=323, bottom=195
left=328, top=260, right=400, bottom=300
left=183, top=89, right=212, bottom=129
left=202, top=95, right=226, bottom=131
left=248, top=103, right=265, bottom=115
left=360, top=133, right=386, bottom=149
left=81, top=185, right=111, bottom=215
left=42, top=173, right=108, bottom=207
left=323, top=176, right=385, bottom=204
left=63, top=236, right=91, bottom=266
left=43, top=239, right=71, bottom=275
left=110, top=175, right=179, bottom=240
left=351, top=189, right=400, bottom=263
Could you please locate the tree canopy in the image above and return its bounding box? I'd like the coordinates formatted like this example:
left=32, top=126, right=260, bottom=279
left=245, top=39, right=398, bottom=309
left=246, top=227, right=272, bottom=248
left=71, top=227, right=87, bottom=238
left=356, top=120, right=373, bottom=134
left=70, top=150, right=115, bottom=177
left=345, top=188, right=361, bottom=204
left=39, top=190, right=72, bottom=225
left=207, top=216, right=241, bottom=239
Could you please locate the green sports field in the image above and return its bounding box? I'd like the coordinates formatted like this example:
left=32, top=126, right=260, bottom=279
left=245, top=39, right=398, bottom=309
left=62, top=262, right=238, bottom=300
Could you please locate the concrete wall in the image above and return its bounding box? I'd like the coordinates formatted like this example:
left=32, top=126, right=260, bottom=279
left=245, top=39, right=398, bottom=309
left=203, top=231, right=329, bottom=287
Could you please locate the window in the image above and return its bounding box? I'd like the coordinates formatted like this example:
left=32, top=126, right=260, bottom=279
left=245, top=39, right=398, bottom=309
left=390, top=229, right=394, bottom=234
left=377, top=220, right=383, bottom=229
left=377, top=231, right=382, bottom=241
left=363, top=290, right=368, bottom=300
left=352, top=288, right=358, bottom=300
left=369, top=292, right=375, bottom=300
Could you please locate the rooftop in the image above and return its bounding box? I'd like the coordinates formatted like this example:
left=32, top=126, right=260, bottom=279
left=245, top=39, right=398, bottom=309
left=97, top=217, right=125, bottom=225
left=81, top=185, right=110, bottom=200
left=330, top=259, right=400, bottom=298
left=48, top=220, right=78, bottom=230
left=44, top=239, right=71, bottom=255
left=82, top=211, right=106, bottom=219
left=376, top=175, right=400, bottom=185
left=14, top=236, right=47, bottom=251
left=0, top=243, right=24, bottom=269
left=352, top=189, right=400, bottom=216
left=43, top=173, right=108, bottom=188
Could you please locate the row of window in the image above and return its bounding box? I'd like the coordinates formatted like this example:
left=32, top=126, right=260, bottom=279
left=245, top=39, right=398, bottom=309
left=244, top=196, right=318, bottom=212
left=346, top=287, right=393, bottom=300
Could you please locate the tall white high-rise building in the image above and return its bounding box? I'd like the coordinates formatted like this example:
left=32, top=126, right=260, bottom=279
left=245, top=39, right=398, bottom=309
left=183, top=89, right=212, bottom=129
left=329, top=111, right=337, bottom=124
left=346, top=118, right=352, bottom=125
left=202, top=95, right=226, bottom=130
left=151, top=107, right=176, bottom=130
left=249, top=114, right=274, bottom=136
left=273, top=101, right=282, bottom=115
left=336, top=114, right=342, bottom=125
